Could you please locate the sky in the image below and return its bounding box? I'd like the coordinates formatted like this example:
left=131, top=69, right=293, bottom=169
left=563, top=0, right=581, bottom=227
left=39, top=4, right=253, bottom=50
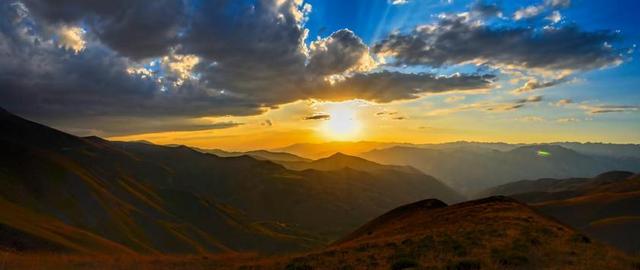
left=0, top=0, right=638, bottom=150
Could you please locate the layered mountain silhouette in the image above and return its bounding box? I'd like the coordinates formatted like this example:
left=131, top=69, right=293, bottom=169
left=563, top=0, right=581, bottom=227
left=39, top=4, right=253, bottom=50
left=0, top=108, right=461, bottom=254
left=482, top=171, right=640, bottom=253
left=361, top=144, right=640, bottom=194
left=275, top=196, right=635, bottom=269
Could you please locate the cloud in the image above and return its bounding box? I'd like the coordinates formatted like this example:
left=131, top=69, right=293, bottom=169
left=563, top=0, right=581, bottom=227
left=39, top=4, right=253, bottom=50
left=514, top=5, right=545, bottom=20
left=546, top=0, right=570, bottom=8
left=517, top=95, right=544, bottom=103
left=307, top=29, right=376, bottom=76
left=321, top=71, right=496, bottom=103
left=373, top=14, right=624, bottom=73
left=376, top=111, right=398, bottom=116
left=513, top=0, right=569, bottom=21
left=512, top=77, right=568, bottom=93
left=581, top=105, right=640, bottom=114
left=23, top=0, right=186, bottom=59
left=555, top=99, right=572, bottom=106
left=445, top=95, right=466, bottom=103
left=54, top=25, right=86, bottom=53
left=428, top=95, right=543, bottom=115
left=546, top=10, right=562, bottom=24
left=304, top=113, right=331, bottom=120
left=261, top=119, right=273, bottom=127
left=470, top=1, right=502, bottom=18
left=0, top=1, right=502, bottom=136
left=390, top=0, right=409, bottom=5
left=518, top=116, right=545, bottom=122
left=48, top=117, right=244, bottom=137
left=556, top=117, right=578, bottom=123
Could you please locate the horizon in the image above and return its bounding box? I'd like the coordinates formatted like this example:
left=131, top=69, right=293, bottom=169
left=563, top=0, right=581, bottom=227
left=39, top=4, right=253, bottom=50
left=0, top=0, right=638, bottom=150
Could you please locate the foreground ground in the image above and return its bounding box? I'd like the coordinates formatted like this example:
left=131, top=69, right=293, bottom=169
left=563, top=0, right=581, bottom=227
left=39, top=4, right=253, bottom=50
left=2, top=197, right=639, bottom=270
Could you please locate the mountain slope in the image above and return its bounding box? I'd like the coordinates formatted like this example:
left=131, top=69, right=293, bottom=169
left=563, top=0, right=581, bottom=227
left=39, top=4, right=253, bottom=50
left=361, top=145, right=640, bottom=194
left=272, top=196, right=634, bottom=270
left=482, top=171, right=640, bottom=253
left=0, top=109, right=318, bottom=254
left=0, top=108, right=464, bottom=253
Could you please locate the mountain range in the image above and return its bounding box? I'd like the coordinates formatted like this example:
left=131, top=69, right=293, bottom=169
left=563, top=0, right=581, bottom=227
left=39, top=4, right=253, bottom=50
left=0, top=108, right=461, bottom=254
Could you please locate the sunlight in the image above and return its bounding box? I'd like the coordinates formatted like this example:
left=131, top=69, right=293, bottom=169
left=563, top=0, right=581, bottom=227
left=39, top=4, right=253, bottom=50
left=322, top=103, right=362, bottom=141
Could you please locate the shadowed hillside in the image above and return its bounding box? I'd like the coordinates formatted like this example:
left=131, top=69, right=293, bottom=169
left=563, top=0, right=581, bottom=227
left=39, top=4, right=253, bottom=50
left=0, top=108, right=462, bottom=254
left=271, top=196, right=635, bottom=269
left=0, top=109, right=317, bottom=254
left=482, top=171, right=640, bottom=253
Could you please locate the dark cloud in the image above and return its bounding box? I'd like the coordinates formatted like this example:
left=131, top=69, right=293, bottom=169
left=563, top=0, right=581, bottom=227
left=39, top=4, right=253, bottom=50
left=261, top=119, right=273, bottom=127
left=470, top=1, right=502, bottom=18
left=306, top=29, right=370, bottom=75
left=2, top=0, right=627, bottom=137
left=23, top=0, right=186, bottom=59
left=373, top=15, right=623, bottom=72
left=515, top=95, right=543, bottom=103
left=304, top=114, right=330, bottom=120
left=51, top=117, right=244, bottom=137
left=320, top=71, right=496, bottom=103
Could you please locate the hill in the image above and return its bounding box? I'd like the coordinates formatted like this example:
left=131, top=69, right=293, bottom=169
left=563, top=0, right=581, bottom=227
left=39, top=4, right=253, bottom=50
left=482, top=171, right=640, bottom=253
left=271, top=196, right=635, bottom=269
left=361, top=145, right=640, bottom=195
left=0, top=108, right=317, bottom=254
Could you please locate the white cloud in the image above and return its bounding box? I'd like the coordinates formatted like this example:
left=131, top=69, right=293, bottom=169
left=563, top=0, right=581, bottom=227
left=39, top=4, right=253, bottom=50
left=514, top=5, right=545, bottom=20
left=390, top=0, right=409, bottom=5
left=546, top=10, right=562, bottom=24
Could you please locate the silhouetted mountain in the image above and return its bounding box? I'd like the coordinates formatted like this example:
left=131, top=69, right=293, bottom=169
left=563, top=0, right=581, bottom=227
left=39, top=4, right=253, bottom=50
left=0, top=109, right=463, bottom=253
left=275, top=196, right=634, bottom=269
left=277, top=152, right=419, bottom=174
left=361, top=145, right=640, bottom=194
left=0, top=109, right=316, bottom=254
left=274, top=141, right=405, bottom=159
left=482, top=171, right=640, bottom=253
left=194, top=148, right=311, bottom=162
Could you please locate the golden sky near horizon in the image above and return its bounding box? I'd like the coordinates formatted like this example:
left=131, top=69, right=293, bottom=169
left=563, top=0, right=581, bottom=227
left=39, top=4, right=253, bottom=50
left=108, top=98, right=640, bottom=151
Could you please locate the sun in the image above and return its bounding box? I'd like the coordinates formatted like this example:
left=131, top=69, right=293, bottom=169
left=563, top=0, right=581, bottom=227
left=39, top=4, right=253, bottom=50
left=322, top=103, right=362, bottom=141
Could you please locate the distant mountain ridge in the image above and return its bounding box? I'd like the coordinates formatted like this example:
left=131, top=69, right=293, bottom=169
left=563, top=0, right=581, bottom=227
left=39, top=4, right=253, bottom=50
left=482, top=171, right=640, bottom=253
left=361, top=144, right=640, bottom=194
left=275, top=141, right=640, bottom=159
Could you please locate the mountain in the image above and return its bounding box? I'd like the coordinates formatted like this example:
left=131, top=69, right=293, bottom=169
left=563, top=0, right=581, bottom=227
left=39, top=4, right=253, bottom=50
left=0, top=108, right=462, bottom=253
left=0, top=108, right=317, bottom=254
left=114, top=142, right=463, bottom=236
left=272, top=196, right=635, bottom=270
left=482, top=171, right=640, bottom=253
left=194, top=148, right=311, bottom=163
left=274, top=141, right=403, bottom=159
left=275, top=152, right=464, bottom=203
left=361, top=145, right=640, bottom=195
left=276, top=152, right=419, bottom=174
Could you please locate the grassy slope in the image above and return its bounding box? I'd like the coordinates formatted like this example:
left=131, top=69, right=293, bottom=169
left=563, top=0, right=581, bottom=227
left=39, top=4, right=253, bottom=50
left=484, top=172, right=640, bottom=253
left=4, top=196, right=636, bottom=270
